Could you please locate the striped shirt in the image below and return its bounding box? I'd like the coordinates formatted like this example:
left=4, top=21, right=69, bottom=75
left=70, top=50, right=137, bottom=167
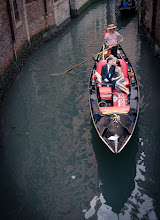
left=104, top=31, right=122, bottom=46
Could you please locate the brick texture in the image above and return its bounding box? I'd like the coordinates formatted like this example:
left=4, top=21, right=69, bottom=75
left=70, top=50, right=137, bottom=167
left=0, top=1, right=14, bottom=75
left=0, top=0, right=56, bottom=75
left=0, top=0, right=95, bottom=76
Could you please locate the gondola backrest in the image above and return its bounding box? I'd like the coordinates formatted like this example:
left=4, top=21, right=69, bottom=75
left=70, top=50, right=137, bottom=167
left=95, top=59, right=129, bottom=87
left=119, top=59, right=128, bottom=78
left=96, top=60, right=107, bottom=75
left=96, top=60, right=128, bottom=77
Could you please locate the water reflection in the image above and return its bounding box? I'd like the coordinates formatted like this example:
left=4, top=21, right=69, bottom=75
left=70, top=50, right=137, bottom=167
left=116, top=12, right=137, bottom=30
left=84, top=127, right=157, bottom=219
left=105, top=0, right=117, bottom=25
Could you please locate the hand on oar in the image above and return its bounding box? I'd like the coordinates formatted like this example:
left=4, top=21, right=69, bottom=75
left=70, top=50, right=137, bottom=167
left=50, top=40, right=123, bottom=76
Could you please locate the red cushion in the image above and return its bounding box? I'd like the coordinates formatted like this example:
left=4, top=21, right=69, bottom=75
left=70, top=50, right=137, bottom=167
left=99, top=87, right=112, bottom=100
left=125, top=78, right=130, bottom=88
left=119, top=59, right=128, bottom=78
left=113, top=91, right=128, bottom=107
left=96, top=60, right=107, bottom=75
left=99, top=106, right=130, bottom=114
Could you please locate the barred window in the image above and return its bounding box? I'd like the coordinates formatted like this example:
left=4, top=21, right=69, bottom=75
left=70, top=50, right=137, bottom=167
left=13, top=0, right=20, bottom=22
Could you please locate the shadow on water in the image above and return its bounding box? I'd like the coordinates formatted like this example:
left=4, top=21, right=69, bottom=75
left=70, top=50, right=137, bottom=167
left=91, top=120, right=138, bottom=214
left=116, top=12, right=137, bottom=30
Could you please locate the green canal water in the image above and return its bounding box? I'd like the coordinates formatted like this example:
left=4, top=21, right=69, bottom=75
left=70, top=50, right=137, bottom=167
left=0, top=0, right=160, bottom=219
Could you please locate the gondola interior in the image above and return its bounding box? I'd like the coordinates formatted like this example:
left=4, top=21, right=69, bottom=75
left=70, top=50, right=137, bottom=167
left=89, top=45, right=139, bottom=153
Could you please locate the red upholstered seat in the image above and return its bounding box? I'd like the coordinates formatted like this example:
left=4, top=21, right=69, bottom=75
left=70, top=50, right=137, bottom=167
left=99, top=87, right=112, bottom=100
left=97, top=59, right=130, bottom=115
left=119, top=59, right=128, bottom=78
left=113, top=91, right=128, bottom=107
left=99, top=106, right=130, bottom=114
left=119, top=59, right=130, bottom=88
left=94, top=60, right=107, bottom=86
left=96, top=59, right=128, bottom=77
left=125, top=78, right=130, bottom=88
left=96, top=60, right=107, bottom=74
left=94, top=59, right=130, bottom=88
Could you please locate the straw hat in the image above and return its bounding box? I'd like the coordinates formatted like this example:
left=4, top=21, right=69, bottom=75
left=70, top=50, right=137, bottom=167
left=107, top=24, right=117, bottom=30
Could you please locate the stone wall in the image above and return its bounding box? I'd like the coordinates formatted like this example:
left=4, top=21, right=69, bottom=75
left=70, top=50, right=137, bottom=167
left=140, top=0, right=160, bottom=57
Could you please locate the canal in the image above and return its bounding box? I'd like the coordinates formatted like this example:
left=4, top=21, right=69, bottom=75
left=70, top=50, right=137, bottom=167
left=0, top=0, right=160, bottom=219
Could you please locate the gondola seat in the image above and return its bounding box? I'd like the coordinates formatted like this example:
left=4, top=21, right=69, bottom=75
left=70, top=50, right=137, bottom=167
left=99, top=106, right=130, bottom=114
left=95, top=59, right=129, bottom=88
left=96, top=60, right=107, bottom=75
left=113, top=91, right=128, bottom=107
left=99, top=87, right=112, bottom=100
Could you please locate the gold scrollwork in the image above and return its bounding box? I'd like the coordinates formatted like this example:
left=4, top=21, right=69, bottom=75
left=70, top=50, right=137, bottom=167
left=111, top=114, right=120, bottom=123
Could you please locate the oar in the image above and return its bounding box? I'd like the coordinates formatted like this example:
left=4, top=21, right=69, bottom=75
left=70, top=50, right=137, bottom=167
left=50, top=40, right=123, bottom=76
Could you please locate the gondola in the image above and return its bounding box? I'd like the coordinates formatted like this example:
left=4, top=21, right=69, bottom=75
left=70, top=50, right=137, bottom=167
left=89, top=44, right=139, bottom=153
left=117, top=3, right=137, bottom=15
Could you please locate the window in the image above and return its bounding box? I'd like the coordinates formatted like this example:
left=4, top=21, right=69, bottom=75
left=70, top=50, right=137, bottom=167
left=13, top=0, right=20, bottom=22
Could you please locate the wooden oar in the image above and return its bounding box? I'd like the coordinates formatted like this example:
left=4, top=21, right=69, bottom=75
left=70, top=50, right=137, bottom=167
left=51, top=40, right=123, bottom=76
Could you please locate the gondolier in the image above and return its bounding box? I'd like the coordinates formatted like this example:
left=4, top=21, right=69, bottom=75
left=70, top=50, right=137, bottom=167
left=104, top=24, right=123, bottom=58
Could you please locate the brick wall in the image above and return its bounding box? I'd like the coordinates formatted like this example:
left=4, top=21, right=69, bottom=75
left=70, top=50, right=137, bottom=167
left=0, top=1, right=14, bottom=75
left=0, top=0, right=96, bottom=77
left=0, top=0, right=60, bottom=76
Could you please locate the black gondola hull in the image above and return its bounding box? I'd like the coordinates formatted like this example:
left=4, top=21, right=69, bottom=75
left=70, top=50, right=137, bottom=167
left=89, top=45, right=139, bottom=153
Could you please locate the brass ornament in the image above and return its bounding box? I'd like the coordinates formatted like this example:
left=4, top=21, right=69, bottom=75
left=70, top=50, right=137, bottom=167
left=111, top=114, right=120, bottom=123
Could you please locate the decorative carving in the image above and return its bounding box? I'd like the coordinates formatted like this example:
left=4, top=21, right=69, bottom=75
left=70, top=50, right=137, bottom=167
left=111, top=114, right=120, bottom=123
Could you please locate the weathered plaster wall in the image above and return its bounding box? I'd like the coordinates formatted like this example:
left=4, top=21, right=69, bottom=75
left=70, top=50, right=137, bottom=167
left=53, top=0, right=70, bottom=26
left=70, top=0, right=99, bottom=17
left=70, top=0, right=88, bottom=10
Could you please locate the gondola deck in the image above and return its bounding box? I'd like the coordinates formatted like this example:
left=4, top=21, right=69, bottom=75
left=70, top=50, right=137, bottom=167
left=89, top=45, right=139, bottom=153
